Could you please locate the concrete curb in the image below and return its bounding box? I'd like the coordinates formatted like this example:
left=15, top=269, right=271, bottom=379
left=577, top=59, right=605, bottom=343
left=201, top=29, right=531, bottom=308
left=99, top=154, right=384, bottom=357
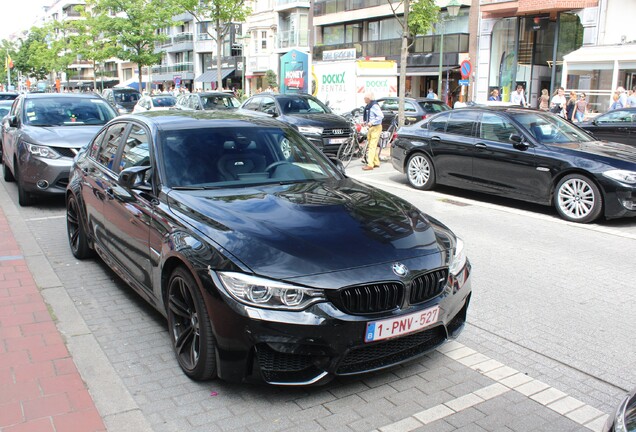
left=0, top=181, right=153, bottom=432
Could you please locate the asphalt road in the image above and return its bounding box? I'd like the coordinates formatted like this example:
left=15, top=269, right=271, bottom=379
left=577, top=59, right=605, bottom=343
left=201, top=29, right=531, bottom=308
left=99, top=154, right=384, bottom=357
left=1, top=161, right=634, bottom=432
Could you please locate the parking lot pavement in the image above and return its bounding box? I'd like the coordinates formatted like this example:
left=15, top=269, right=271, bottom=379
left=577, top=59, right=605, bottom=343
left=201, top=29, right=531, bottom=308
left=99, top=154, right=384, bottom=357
left=0, top=169, right=628, bottom=431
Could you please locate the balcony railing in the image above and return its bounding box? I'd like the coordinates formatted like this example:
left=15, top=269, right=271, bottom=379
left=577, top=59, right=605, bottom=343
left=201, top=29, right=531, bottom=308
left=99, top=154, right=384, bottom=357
left=313, top=0, right=399, bottom=17
left=151, top=62, right=194, bottom=74
left=155, top=32, right=194, bottom=48
left=275, top=29, right=310, bottom=50
left=313, top=33, right=469, bottom=60
left=275, top=0, right=310, bottom=9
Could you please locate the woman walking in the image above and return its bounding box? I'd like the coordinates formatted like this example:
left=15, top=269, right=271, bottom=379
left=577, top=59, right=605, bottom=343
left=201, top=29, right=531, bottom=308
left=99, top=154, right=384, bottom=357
left=539, top=89, right=550, bottom=111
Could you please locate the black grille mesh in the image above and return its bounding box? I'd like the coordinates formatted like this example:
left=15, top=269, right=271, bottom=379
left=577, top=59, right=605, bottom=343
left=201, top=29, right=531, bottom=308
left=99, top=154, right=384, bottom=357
left=256, top=345, right=324, bottom=384
left=337, top=326, right=446, bottom=374
left=409, top=268, right=449, bottom=305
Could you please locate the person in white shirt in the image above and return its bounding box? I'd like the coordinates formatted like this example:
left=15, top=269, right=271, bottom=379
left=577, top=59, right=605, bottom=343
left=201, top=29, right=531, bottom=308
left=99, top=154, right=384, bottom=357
left=550, top=87, right=566, bottom=117
left=510, top=84, right=527, bottom=107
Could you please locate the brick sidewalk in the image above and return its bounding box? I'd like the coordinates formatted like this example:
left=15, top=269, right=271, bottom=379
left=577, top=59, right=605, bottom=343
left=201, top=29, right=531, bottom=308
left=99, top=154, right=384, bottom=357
left=0, top=207, right=106, bottom=432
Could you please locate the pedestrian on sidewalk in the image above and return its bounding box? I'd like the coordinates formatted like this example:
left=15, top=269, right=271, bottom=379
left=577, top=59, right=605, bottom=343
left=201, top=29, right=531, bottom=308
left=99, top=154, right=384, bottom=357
left=362, top=91, right=383, bottom=171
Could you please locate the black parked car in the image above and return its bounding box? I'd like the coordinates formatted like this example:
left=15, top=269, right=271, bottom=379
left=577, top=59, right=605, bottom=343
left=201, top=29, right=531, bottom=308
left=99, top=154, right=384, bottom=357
left=377, top=97, right=450, bottom=129
left=102, top=87, right=142, bottom=114
left=2, top=93, right=118, bottom=206
left=578, top=107, right=636, bottom=147
left=391, top=107, right=636, bottom=223
left=0, top=92, right=19, bottom=101
left=238, top=93, right=351, bottom=154
left=66, top=111, right=472, bottom=385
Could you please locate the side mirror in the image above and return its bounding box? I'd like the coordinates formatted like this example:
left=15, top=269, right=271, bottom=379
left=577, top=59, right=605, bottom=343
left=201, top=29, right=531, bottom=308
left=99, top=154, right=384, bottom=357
left=118, top=165, right=152, bottom=191
left=8, top=115, right=18, bottom=128
left=264, top=107, right=279, bottom=117
left=328, top=156, right=346, bottom=176
left=510, top=134, right=529, bottom=150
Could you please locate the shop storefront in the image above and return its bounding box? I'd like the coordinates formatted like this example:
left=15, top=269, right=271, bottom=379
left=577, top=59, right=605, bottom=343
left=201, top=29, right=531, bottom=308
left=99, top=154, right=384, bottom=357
left=563, top=44, right=636, bottom=114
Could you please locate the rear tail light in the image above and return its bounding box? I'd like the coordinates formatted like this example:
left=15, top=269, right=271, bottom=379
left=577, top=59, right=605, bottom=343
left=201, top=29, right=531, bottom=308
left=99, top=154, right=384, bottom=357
left=422, top=114, right=428, bottom=120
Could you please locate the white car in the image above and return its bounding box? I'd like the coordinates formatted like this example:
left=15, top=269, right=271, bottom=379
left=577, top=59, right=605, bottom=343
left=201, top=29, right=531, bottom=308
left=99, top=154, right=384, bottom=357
left=133, top=95, right=177, bottom=113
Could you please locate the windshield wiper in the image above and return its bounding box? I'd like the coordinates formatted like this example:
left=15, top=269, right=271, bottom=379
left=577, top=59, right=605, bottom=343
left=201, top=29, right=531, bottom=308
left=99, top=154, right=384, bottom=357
left=171, top=186, right=206, bottom=190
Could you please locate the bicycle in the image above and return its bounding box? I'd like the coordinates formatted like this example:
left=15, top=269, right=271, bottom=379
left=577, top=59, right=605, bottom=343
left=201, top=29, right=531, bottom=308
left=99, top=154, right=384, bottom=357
left=337, top=115, right=368, bottom=168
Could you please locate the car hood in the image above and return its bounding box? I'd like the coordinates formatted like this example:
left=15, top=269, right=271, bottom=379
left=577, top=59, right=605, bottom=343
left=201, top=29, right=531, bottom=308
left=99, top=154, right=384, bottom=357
left=548, top=140, right=636, bottom=164
left=167, top=179, right=449, bottom=279
left=21, top=124, right=104, bottom=148
left=281, top=113, right=349, bottom=128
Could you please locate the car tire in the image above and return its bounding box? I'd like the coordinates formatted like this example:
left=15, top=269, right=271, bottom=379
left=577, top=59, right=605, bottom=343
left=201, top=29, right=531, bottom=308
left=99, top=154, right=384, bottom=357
left=14, top=161, right=33, bottom=206
left=554, top=174, right=603, bottom=223
left=167, top=267, right=217, bottom=381
left=66, top=194, right=95, bottom=259
left=3, top=150, right=14, bottom=181
left=407, top=152, right=436, bottom=190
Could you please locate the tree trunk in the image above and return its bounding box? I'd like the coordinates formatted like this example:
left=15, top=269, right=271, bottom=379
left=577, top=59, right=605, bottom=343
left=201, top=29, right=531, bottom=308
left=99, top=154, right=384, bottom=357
left=92, top=59, right=97, bottom=91
left=138, top=62, right=143, bottom=93
left=216, top=19, right=223, bottom=90
left=398, top=0, right=410, bottom=127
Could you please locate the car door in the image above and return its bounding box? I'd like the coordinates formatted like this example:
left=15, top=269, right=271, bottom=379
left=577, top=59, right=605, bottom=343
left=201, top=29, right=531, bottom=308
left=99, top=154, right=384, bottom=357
left=2, top=95, right=22, bottom=170
left=428, top=110, right=479, bottom=187
left=584, top=109, right=633, bottom=144
left=100, top=121, right=154, bottom=292
left=472, top=111, right=546, bottom=200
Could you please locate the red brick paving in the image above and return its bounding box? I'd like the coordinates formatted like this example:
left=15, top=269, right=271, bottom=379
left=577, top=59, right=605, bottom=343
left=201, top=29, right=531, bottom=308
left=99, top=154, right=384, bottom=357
left=0, top=208, right=106, bottom=431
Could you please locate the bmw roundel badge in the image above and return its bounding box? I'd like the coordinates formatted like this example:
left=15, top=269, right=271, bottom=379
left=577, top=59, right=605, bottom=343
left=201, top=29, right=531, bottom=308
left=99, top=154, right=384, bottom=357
left=392, top=263, right=408, bottom=277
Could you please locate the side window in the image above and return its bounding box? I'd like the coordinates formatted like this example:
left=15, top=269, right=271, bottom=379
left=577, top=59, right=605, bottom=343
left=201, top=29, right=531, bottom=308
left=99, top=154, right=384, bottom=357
left=427, top=112, right=449, bottom=132
left=12, top=97, right=23, bottom=121
left=244, top=97, right=261, bottom=111
left=480, top=112, right=521, bottom=144
left=446, top=111, right=479, bottom=137
left=89, top=129, right=108, bottom=159
left=120, top=124, right=150, bottom=172
left=404, top=102, right=417, bottom=113
left=96, top=123, right=127, bottom=171
left=191, top=96, right=202, bottom=110
left=261, top=97, right=276, bottom=114
left=598, top=110, right=631, bottom=124
left=379, top=99, right=398, bottom=111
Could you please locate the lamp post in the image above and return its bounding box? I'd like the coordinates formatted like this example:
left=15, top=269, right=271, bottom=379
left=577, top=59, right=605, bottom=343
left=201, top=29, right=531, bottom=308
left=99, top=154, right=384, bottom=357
left=236, top=33, right=251, bottom=98
left=437, top=0, right=461, bottom=104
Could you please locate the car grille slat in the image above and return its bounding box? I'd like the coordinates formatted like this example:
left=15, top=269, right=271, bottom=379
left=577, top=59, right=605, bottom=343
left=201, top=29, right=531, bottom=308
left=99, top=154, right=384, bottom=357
left=53, top=147, right=81, bottom=158
left=409, top=268, right=449, bottom=305
left=330, top=283, right=403, bottom=315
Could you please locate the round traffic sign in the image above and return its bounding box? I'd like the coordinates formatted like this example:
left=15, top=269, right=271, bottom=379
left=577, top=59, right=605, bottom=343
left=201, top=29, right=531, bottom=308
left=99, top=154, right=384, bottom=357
left=460, top=60, right=472, bottom=79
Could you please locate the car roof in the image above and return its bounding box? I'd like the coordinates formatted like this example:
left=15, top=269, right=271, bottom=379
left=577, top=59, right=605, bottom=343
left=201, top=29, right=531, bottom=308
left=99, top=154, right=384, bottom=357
left=118, top=110, right=291, bottom=131
left=199, top=92, right=236, bottom=97
left=378, top=97, right=443, bottom=103
left=21, top=93, right=106, bottom=99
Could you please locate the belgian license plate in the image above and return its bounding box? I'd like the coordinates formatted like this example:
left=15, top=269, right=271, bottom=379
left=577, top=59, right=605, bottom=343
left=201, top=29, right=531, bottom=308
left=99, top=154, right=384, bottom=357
left=329, top=138, right=347, bottom=144
left=364, top=305, right=440, bottom=343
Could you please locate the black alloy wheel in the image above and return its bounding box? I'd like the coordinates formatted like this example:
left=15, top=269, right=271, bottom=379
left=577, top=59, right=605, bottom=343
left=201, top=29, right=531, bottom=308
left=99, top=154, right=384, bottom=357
left=14, top=160, right=33, bottom=206
left=407, top=153, right=436, bottom=191
left=66, top=194, right=94, bottom=259
left=167, top=267, right=217, bottom=381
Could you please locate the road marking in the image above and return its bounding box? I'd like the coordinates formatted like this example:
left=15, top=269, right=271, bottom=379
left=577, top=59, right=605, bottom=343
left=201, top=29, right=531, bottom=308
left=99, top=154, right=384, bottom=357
left=24, top=215, right=66, bottom=221
left=350, top=173, right=636, bottom=240
left=377, top=341, right=610, bottom=432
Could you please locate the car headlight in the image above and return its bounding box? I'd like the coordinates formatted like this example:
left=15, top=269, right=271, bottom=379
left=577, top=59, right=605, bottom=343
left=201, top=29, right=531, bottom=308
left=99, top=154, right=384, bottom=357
left=297, top=126, right=323, bottom=135
left=603, top=170, right=636, bottom=184
left=614, top=391, right=636, bottom=432
left=25, top=142, right=61, bottom=159
left=217, top=271, right=326, bottom=311
left=448, top=237, right=466, bottom=276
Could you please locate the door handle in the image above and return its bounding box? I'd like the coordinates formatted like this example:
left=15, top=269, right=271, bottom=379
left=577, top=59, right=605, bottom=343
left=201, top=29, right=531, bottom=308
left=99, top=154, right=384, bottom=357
left=474, top=143, right=488, bottom=149
left=430, top=136, right=441, bottom=142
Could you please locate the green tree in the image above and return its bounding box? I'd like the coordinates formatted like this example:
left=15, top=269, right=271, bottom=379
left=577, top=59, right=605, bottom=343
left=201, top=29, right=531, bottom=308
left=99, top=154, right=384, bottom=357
left=13, top=27, right=50, bottom=82
left=265, top=69, right=277, bottom=88
left=181, top=0, right=251, bottom=90
left=75, top=6, right=118, bottom=91
left=42, top=19, right=87, bottom=88
left=85, top=0, right=182, bottom=91
left=388, top=0, right=439, bottom=126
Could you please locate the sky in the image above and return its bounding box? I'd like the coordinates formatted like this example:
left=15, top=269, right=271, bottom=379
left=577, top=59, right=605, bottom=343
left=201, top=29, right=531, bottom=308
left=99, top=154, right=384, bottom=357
left=0, top=0, right=51, bottom=41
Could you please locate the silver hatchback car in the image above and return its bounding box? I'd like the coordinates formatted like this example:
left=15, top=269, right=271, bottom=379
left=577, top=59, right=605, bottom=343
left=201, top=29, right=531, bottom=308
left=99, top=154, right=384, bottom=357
left=1, top=93, right=118, bottom=206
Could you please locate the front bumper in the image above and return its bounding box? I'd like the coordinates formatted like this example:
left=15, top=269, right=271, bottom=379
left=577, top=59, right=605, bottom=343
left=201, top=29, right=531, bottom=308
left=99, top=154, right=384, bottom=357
left=201, top=258, right=472, bottom=385
left=18, top=149, right=73, bottom=195
left=603, top=186, right=636, bottom=219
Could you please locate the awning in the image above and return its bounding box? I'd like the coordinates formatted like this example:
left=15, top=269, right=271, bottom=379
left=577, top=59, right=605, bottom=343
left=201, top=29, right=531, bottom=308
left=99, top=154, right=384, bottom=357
left=195, top=68, right=235, bottom=83
left=402, top=66, right=458, bottom=76
left=563, top=44, right=636, bottom=65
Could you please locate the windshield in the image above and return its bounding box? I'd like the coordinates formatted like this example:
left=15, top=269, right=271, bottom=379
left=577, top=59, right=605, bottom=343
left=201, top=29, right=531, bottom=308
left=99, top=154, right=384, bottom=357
left=514, top=112, right=594, bottom=144
left=201, top=94, right=240, bottom=109
left=160, top=126, right=340, bottom=188
left=115, top=91, right=141, bottom=103
left=279, top=97, right=329, bottom=115
left=419, top=101, right=449, bottom=114
left=151, top=96, right=176, bottom=107
left=24, top=97, right=117, bottom=126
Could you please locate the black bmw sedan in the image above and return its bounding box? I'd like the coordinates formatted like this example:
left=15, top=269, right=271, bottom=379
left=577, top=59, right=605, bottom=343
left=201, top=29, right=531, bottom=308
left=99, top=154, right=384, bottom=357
left=578, top=107, right=636, bottom=147
left=66, top=111, right=471, bottom=385
left=391, top=107, right=636, bottom=223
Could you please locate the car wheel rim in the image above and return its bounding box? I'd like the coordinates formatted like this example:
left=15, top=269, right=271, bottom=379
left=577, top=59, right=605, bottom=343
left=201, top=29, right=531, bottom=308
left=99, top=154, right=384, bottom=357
left=168, top=277, right=200, bottom=370
left=67, top=198, right=80, bottom=252
left=558, top=178, right=595, bottom=219
left=408, top=156, right=430, bottom=187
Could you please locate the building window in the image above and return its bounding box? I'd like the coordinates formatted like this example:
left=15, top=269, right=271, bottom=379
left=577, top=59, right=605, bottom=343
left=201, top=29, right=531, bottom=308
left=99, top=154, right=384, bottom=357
left=262, top=31, right=267, bottom=50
